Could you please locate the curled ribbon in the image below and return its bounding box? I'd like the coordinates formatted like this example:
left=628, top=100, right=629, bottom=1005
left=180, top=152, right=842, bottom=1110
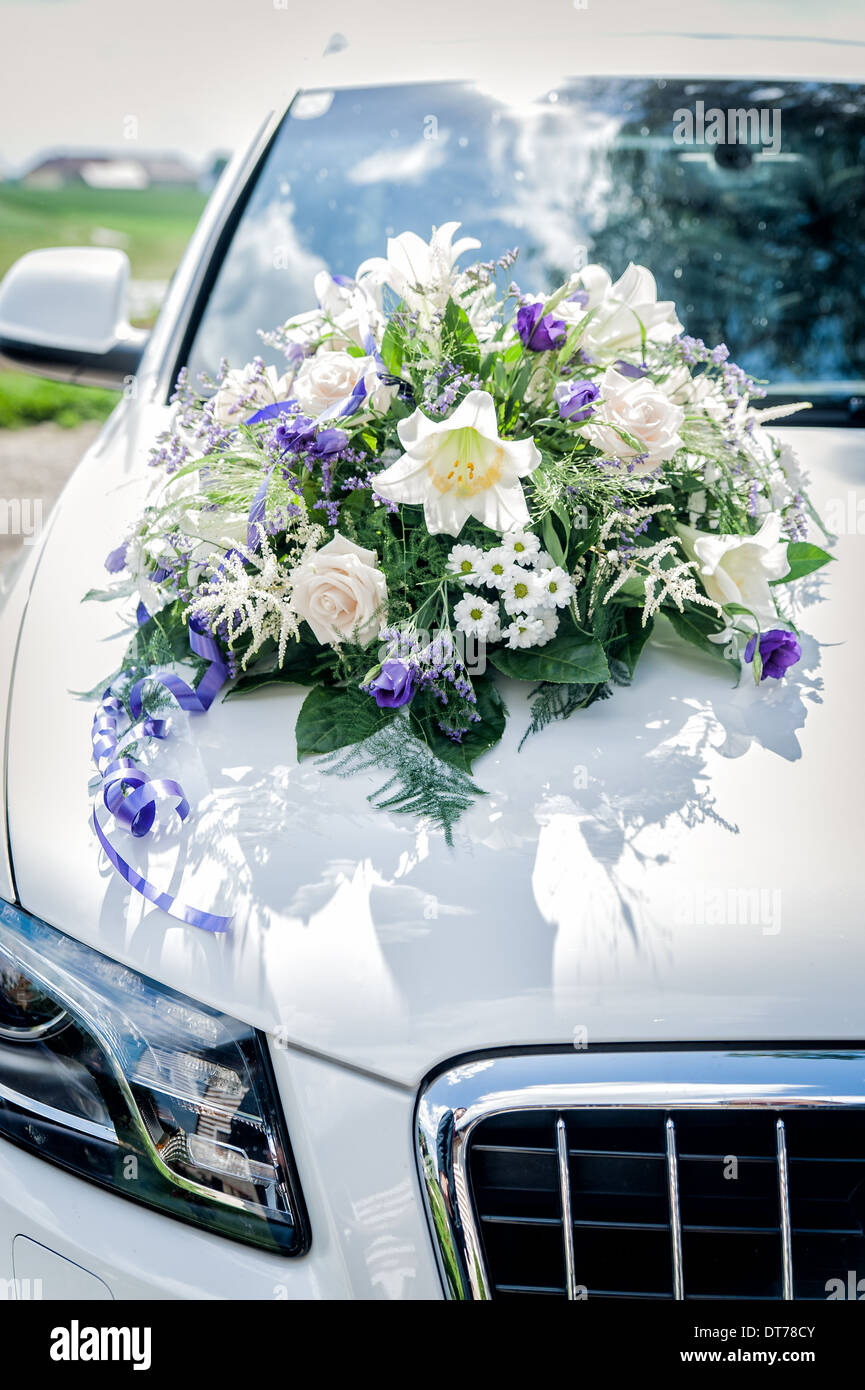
left=91, top=619, right=232, bottom=931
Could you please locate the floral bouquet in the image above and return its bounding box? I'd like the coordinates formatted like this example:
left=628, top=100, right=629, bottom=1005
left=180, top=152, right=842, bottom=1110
left=91, top=222, right=832, bottom=926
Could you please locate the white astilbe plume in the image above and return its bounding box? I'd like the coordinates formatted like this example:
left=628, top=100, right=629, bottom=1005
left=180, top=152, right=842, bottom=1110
left=588, top=504, right=723, bottom=627
left=188, top=522, right=324, bottom=667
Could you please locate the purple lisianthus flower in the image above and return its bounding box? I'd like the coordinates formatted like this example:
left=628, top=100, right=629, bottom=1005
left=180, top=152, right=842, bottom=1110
left=554, top=379, right=600, bottom=422
left=516, top=301, right=567, bottom=352
left=368, top=659, right=417, bottom=709
left=273, top=415, right=348, bottom=458
left=613, top=358, right=649, bottom=379
left=245, top=398, right=299, bottom=426
left=104, top=542, right=127, bottom=573
left=744, top=628, right=802, bottom=680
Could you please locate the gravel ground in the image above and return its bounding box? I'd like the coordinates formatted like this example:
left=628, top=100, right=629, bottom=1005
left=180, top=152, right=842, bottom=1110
left=0, top=421, right=102, bottom=568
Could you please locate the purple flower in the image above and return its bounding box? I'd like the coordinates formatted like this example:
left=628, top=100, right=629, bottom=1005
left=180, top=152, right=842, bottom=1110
left=516, top=302, right=567, bottom=352
left=368, top=659, right=417, bottom=709
left=744, top=629, right=802, bottom=680
left=104, top=542, right=127, bottom=573
left=554, top=379, right=599, bottom=421
left=612, top=359, right=649, bottom=379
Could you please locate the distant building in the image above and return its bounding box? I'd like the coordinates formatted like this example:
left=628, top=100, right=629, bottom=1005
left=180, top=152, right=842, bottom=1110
left=23, top=152, right=198, bottom=191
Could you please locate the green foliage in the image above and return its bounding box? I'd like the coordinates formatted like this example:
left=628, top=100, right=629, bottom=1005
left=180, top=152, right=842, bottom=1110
left=663, top=603, right=740, bottom=676
left=518, top=679, right=612, bottom=749
left=441, top=298, right=481, bottom=377
left=772, top=541, right=835, bottom=585
left=490, top=630, right=610, bottom=684
left=295, top=684, right=396, bottom=758
left=319, top=717, right=483, bottom=844
left=409, top=674, right=507, bottom=774
left=0, top=370, right=118, bottom=430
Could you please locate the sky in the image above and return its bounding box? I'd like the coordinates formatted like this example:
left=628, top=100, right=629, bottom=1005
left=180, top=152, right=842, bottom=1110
left=0, top=0, right=862, bottom=174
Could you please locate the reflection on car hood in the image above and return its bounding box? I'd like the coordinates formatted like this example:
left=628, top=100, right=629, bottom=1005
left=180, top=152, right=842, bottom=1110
left=5, top=413, right=864, bottom=1086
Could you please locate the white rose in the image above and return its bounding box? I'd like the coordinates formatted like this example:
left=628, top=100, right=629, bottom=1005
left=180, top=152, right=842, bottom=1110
left=292, top=350, right=396, bottom=418
left=586, top=366, right=684, bottom=470
left=212, top=363, right=290, bottom=427
left=575, top=262, right=682, bottom=359
left=292, top=533, right=387, bottom=645
left=676, top=513, right=790, bottom=628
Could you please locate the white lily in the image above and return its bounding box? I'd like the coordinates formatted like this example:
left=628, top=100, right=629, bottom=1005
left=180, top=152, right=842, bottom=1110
left=356, top=221, right=480, bottom=318
left=372, top=390, right=540, bottom=537
left=576, top=262, right=682, bottom=359
left=676, top=512, right=790, bottom=631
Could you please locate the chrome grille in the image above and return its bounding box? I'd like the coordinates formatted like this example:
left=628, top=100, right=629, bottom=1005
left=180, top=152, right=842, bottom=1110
left=416, top=1050, right=865, bottom=1300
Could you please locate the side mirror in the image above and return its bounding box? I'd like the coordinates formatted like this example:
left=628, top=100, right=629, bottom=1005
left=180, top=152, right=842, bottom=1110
left=0, top=247, right=148, bottom=388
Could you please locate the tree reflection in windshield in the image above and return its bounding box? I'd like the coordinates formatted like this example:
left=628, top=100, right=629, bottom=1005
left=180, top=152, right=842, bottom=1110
left=188, top=78, right=865, bottom=400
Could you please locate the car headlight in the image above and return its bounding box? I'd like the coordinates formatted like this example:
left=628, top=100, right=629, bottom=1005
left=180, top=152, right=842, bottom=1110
left=0, top=900, right=308, bottom=1255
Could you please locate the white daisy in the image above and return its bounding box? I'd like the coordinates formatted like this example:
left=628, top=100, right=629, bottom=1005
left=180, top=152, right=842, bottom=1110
left=537, top=565, right=575, bottom=609
left=503, top=616, right=546, bottom=649
left=502, top=569, right=543, bottom=615
left=476, top=547, right=514, bottom=590
left=535, top=610, right=560, bottom=645
left=535, top=549, right=555, bottom=570
left=446, top=543, right=485, bottom=585
left=453, top=593, right=501, bottom=640
left=502, top=529, right=542, bottom=566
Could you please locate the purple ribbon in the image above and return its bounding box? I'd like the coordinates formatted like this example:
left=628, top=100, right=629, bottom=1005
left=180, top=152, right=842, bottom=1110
left=90, top=620, right=232, bottom=931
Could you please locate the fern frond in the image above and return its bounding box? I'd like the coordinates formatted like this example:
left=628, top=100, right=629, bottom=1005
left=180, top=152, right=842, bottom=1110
left=318, top=720, right=482, bottom=844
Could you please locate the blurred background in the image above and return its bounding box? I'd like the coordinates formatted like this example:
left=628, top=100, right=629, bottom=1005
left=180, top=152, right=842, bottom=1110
left=0, top=0, right=862, bottom=567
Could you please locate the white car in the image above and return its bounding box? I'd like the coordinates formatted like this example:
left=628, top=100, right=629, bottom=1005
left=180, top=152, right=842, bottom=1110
left=0, top=30, right=863, bottom=1302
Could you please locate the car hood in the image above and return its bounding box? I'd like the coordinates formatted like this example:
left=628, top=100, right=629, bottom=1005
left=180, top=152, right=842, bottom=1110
left=5, top=407, right=863, bottom=1087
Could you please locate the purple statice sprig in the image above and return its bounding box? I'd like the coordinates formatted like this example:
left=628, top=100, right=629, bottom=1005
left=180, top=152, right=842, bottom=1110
left=673, top=334, right=767, bottom=403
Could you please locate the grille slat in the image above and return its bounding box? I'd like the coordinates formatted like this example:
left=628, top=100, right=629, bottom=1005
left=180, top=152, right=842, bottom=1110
left=466, top=1105, right=865, bottom=1300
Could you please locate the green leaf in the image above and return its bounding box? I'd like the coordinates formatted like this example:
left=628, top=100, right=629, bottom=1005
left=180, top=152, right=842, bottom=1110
left=82, top=580, right=134, bottom=603
left=490, top=632, right=610, bottom=684
left=772, top=541, right=835, bottom=585
left=379, top=317, right=404, bottom=377
left=225, top=630, right=326, bottom=699
left=295, top=685, right=395, bottom=759
left=663, top=606, right=739, bottom=675
left=614, top=608, right=654, bottom=678
left=410, top=676, right=507, bottom=774
left=541, top=511, right=567, bottom=568
left=442, top=297, right=481, bottom=375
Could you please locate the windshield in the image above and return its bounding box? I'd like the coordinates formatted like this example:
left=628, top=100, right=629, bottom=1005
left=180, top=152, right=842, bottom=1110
left=187, top=77, right=865, bottom=413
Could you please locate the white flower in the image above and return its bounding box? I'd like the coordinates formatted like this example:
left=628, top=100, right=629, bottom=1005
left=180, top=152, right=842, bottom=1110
left=502, top=569, right=543, bottom=615
left=292, top=350, right=396, bottom=419
left=537, top=565, right=574, bottom=609
left=212, top=363, right=291, bottom=427
left=446, top=543, right=485, bottom=584
left=503, top=616, right=547, bottom=649
left=575, top=262, right=682, bottom=359
left=476, top=547, right=514, bottom=589
left=357, top=222, right=480, bottom=320
left=676, top=513, right=789, bottom=629
left=372, top=390, right=540, bottom=537
left=453, top=593, right=500, bottom=640
left=586, top=366, right=684, bottom=470
left=535, top=549, right=555, bottom=570
left=536, top=610, right=560, bottom=645
left=291, top=533, right=387, bottom=646
left=313, top=270, right=384, bottom=352
left=501, top=529, right=541, bottom=566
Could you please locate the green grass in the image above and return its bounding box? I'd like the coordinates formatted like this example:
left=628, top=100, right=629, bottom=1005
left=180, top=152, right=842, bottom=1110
left=0, top=370, right=118, bottom=430
left=0, top=182, right=207, bottom=282
left=0, top=181, right=207, bottom=429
